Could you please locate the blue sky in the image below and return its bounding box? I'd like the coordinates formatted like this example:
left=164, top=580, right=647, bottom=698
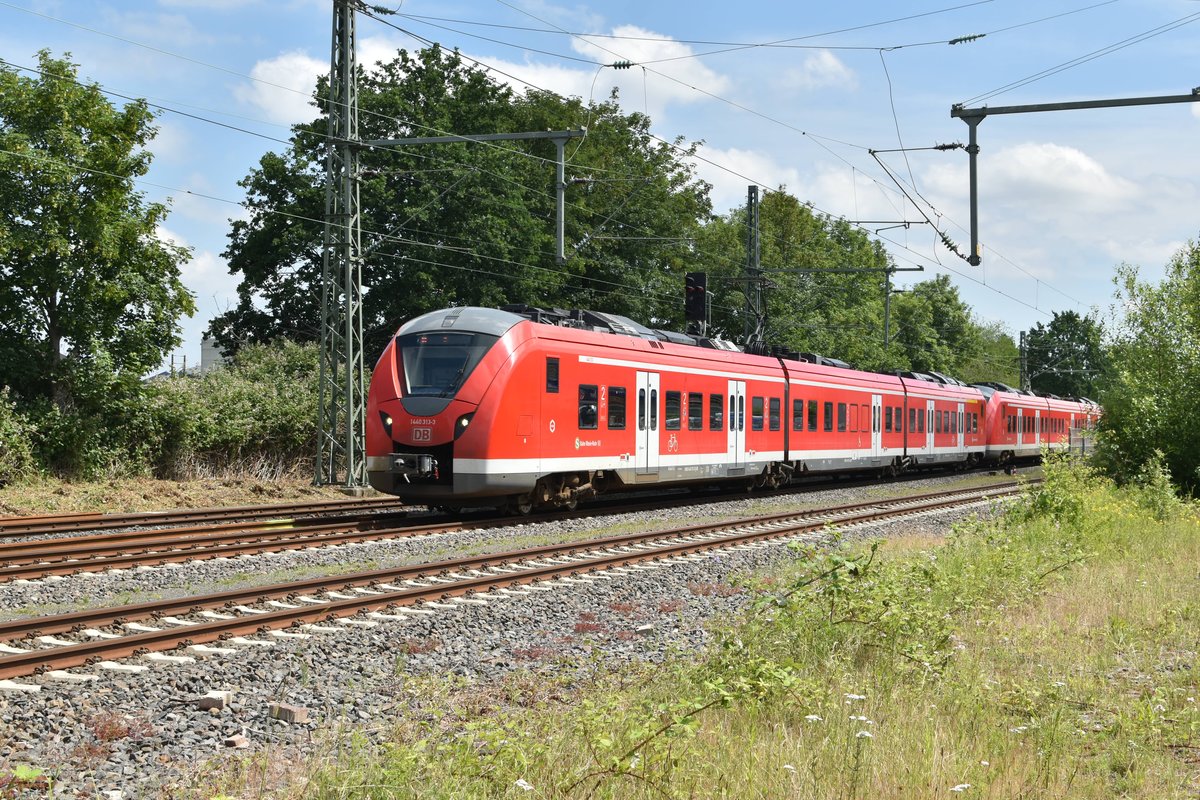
left=2, top=0, right=1198, bottom=371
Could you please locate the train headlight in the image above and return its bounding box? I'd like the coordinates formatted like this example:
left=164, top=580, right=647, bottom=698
left=454, top=413, right=474, bottom=440
left=379, top=411, right=394, bottom=438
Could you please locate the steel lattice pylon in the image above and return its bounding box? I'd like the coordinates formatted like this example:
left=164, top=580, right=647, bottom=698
left=316, top=0, right=365, bottom=487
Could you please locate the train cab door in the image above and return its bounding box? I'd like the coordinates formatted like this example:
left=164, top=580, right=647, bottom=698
left=727, top=380, right=746, bottom=469
left=871, top=395, right=883, bottom=457
left=636, top=372, right=660, bottom=474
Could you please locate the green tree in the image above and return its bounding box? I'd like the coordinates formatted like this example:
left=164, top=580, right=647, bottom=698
left=1095, top=240, right=1200, bottom=495
left=955, top=317, right=1020, bottom=386
left=211, top=45, right=709, bottom=358
left=888, top=275, right=982, bottom=378
left=695, top=190, right=893, bottom=368
left=0, top=51, right=195, bottom=408
left=1025, top=310, right=1108, bottom=398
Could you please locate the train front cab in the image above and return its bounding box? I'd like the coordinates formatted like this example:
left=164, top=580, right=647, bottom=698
left=366, top=307, right=530, bottom=505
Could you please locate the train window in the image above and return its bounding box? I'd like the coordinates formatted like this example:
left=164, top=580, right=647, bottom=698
left=909, top=407, right=917, bottom=433
left=837, top=403, right=847, bottom=432
left=650, top=389, right=658, bottom=431
left=399, top=331, right=501, bottom=398
left=769, top=398, right=781, bottom=431
left=738, top=395, right=745, bottom=431
left=861, top=405, right=869, bottom=432
left=918, top=410, right=925, bottom=434
left=751, top=396, right=764, bottom=431
left=638, top=389, right=646, bottom=431
left=935, top=410, right=941, bottom=434
left=950, top=411, right=957, bottom=434
left=808, top=400, right=818, bottom=432
left=793, top=399, right=804, bottom=432
left=974, top=413, right=979, bottom=433
left=688, top=393, right=703, bottom=431
left=824, top=402, right=833, bottom=432
left=709, top=394, right=723, bottom=431
left=848, top=404, right=857, bottom=432
left=665, top=391, right=681, bottom=431
left=579, top=385, right=599, bottom=430
left=546, top=357, right=559, bottom=393
left=884, top=407, right=892, bottom=432
left=608, top=387, right=626, bottom=430
left=729, top=395, right=735, bottom=431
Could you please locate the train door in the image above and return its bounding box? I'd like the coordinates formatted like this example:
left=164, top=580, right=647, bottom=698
left=727, top=380, right=746, bottom=469
left=871, top=395, right=883, bottom=457
left=1017, top=408, right=1024, bottom=447
left=925, top=399, right=935, bottom=452
left=956, top=401, right=965, bottom=451
left=1035, top=410, right=1041, bottom=446
left=636, top=372, right=660, bottom=474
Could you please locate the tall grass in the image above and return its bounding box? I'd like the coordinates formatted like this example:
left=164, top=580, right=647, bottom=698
left=203, top=455, right=1200, bottom=799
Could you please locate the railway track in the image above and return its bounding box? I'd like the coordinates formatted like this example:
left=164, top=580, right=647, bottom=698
left=0, top=469, right=1033, bottom=582
left=0, top=481, right=1026, bottom=682
left=0, top=496, right=407, bottom=538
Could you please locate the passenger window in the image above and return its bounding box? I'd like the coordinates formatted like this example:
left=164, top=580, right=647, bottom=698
left=769, top=398, right=780, bottom=431
left=793, top=399, right=804, bottom=432
left=546, top=357, right=559, bottom=393
left=837, top=403, right=847, bottom=432
left=751, top=396, right=764, bottom=431
left=824, top=402, right=833, bottom=432
left=808, top=400, right=818, bottom=432
left=909, top=407, right=917, bottom=433
left=638, top=389, right=646, bottom=431
left=688, top=392, right=703, bottom=431
left=709, top=394, right=723, bottom=431
left=918, top=410, right=925, bottom=433
left=665, top=391, right=681, bottom=431
left=608, top=386, right=626, bottom=430
left=729, top=395, right=735, bottom=431
left=885, top=407, right=893, bottom=432
left=578, top=385, right=598, bottom=430
left=738, top=395, right=745, bottom=431
left=848, top=404, right=857, bottom=432
left=650, top=389, right=658, bottom=431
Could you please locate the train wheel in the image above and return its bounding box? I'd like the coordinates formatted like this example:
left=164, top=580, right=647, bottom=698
left=508, top=494, right=534, bottom=516
left=560, top=495, right=578, bottom=512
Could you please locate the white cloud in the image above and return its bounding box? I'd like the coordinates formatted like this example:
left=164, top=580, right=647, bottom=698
left=690, top=146, right=805, bottom=214
left=782, top=50, right=857, bottom=91
left=234, top=50, right=325, bottom=125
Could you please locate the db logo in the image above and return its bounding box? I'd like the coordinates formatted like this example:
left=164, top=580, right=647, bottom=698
left=411, top=427, right=432, bottom=442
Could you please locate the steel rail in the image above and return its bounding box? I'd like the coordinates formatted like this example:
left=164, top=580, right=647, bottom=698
left=0, top=483, right=1024, bottom=678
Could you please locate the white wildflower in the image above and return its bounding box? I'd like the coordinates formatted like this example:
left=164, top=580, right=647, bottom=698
left=629, top=755, right=640, bottom=770
left=804, top=714, right=822, bottom=722
left=950, top=784, right=971, bottom=792
left=1154, top=703, right=1166, bottom=712
left=783, top=764, right=797, bottom=772
left=515, top=779, right=534, bottom=792
left=980, top=760, right=990, bottom=766
left=1009, top=726, right=1027, bottom=734
left=1053, top=681, right=1066, bottom=687
left=1189, top=697, right=1196, bottom=703
left=844, top=693, right=866, bottom=701
left=855, top=730, right=873, bottom=739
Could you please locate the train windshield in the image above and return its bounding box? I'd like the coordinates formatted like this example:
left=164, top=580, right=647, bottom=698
left=397, top=332, right=499, bottom=397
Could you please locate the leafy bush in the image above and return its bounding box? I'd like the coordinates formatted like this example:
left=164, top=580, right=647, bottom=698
left=149, top=339, right=321, bottom=479
left=0, top=388, right=36, bottom=485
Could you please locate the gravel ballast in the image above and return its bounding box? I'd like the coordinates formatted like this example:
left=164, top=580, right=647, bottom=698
left=0, top=472, right=1019, bottom=795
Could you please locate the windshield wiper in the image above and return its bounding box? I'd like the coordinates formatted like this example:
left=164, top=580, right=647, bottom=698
left=439, top=364, right=467, bottom=397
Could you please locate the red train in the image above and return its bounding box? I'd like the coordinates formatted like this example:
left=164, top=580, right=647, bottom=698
left=365, top=306, right=1099, bottom=512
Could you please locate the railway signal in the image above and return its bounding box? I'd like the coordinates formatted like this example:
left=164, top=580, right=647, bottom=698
left=685, top=271, right=707, bottom=324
